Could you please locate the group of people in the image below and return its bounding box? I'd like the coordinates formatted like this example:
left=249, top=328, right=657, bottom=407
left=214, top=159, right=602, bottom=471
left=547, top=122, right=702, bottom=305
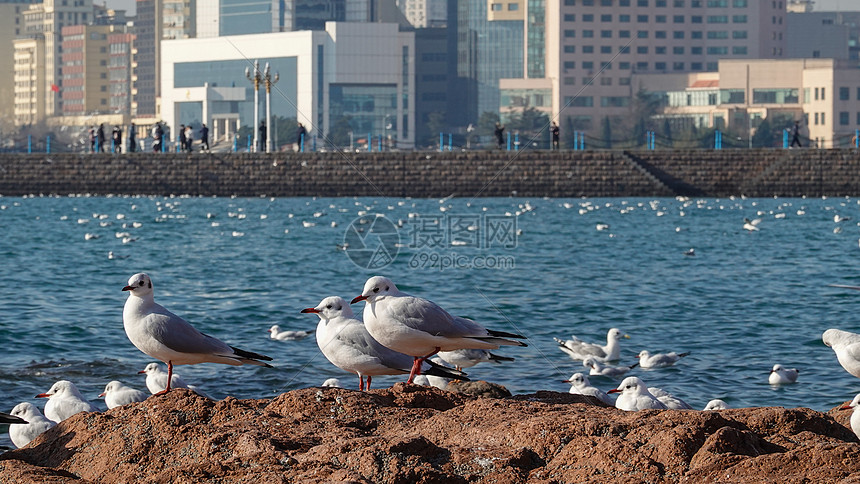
left=494, top=121, right=561, bottom=150
left=88, top=124, right=128, bottom=153
left=178, top=124, right=211, bottom=153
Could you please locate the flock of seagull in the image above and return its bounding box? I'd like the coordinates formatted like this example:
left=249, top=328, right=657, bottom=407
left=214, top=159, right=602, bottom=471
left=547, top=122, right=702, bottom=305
left=5, top=272, right=860, bottom=450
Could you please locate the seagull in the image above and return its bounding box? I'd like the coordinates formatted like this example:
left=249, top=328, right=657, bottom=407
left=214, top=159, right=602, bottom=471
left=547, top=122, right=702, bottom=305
left=768, top=364, right=799, bottom=384
left=648, top=387, right=693, bottom=409
left=138, top=362, right=210, bottom=396
left=743, top=217, right=762, bottom=231
left=608, top=376, right=668, bottom=411
left=302, top=296, right=467, bottom=390
left=351, top=276, right=526, bottom=384
left=436, top=348, right=515, bottom=371
left=36, top=380, right=100, bottom=422
left=562, top=372, right=614, bottom=405
left=840, top=393, right=860, bottom=440
left=683, top=248, right=695, bottom=257
left=321, top=378, right=343, bottom=388
left=99, top=381, right=148, bottom=409
left=122, top=273, right=273, bottom=394
left=8, top=402, right=55, bottom=448
left=268, top=325, right=314, bottom=341
left=583, top=356, right=638, bottom=378
left=822, top=328, right=860, bottom=379
left=554, top=328, right=628, bottom=362
left=636, top=350, right=690, bottom=369
left=703, top=399, right=730, bottom=411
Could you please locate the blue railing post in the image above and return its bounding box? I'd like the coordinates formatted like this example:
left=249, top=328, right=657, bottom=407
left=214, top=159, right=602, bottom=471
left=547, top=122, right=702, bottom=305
left=855, top=129, right=859, bottom=148
left=439, top=132, right=443, bottom=151
left=247, top=135, right=251, bottom=152
left=28, top=135, right=32, bottom=153
left=448, top=133, right=452, bottom=151
left=312, top=134, right=316, bottom=152
left=300, top=133, right=305, bottom=152
left=506, top=132, right=511, bottom=151
left=378, top=134, right=382, bottom=152
left=46, top=135, right=51, bottom=154
left=233, top=135, right=237, bottom=152
left=783, top=129, right=789, bottom=149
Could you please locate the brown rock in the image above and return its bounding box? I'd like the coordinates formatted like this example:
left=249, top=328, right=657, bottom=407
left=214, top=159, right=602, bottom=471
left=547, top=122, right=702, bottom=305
left=2, top=386, right=860, bottom=483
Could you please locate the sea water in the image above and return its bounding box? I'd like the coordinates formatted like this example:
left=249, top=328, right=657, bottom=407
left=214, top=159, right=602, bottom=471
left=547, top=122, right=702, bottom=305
left=1, top=194, right=859, bottom=449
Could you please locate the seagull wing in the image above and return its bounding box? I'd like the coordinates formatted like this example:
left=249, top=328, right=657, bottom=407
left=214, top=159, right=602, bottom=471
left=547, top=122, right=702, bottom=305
left=144, top=307, right=236, bottom=356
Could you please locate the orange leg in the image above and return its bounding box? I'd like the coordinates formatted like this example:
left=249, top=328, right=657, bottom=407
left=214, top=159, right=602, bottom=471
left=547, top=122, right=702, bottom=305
left=407, top=347, right=441, bottom=384
left=154, top=360, right=173, bottom=396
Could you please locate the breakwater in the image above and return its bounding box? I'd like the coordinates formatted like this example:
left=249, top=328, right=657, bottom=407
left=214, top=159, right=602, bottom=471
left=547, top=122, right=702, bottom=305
left=0, top=149, right=855, bottom=197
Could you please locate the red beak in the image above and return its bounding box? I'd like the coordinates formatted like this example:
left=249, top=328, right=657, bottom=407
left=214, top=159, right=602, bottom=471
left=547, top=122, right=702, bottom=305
left=122, top=285, right=133, bottom=291
left=607, top=389, right=621, bottom=394
left=98, top=392, right=106, bottom=398
left=301, top=308, right=320, bottom=313
left=841, top=404, right=853, bottom=410
left=351, top=295, right=367, bottom=304
left=138, top=370, right=146, bottom=374
left=561, top=380, right=570, bottom=383
left=634, top=355, right=640, bottom=358
left=35, top=393, right=50, bottom=398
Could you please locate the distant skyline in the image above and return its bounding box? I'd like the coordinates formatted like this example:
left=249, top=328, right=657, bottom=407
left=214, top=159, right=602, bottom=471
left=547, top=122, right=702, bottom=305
left=94, top=0, right=860, bottom=27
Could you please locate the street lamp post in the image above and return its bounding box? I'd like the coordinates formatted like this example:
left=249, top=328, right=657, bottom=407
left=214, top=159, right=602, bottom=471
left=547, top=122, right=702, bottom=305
left=263, top=63, right=279, bottom=153
left=244, top=60, right=261, bottom=153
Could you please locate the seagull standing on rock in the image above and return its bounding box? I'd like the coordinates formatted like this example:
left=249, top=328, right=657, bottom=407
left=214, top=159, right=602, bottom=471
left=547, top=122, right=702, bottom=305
left=8, top=402, right=55, bottom=448
left=303, top=296, right=467, bottom=390
left=841, top=394, right=860, bottom=440
left=99, top=381, right=148, bottom=409
left=122, top=273, right=273, bottom=394
left=608, top=376, right=668, bottom=411
left=351, top=276, right=527, bottom=384
left=823, top=328, right=860, bottom=379
left=563, top=373, right=614, bottom=405
left=36, top=380, right=100, bottom=422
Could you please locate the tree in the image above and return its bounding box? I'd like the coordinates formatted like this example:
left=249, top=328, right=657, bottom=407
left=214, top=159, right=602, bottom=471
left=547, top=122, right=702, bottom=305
left=327, top=115, right=353, bottom=148
left=477, top=111, right=501, bottom=148
left=425, top=112, right=446, bottom=148
left=751, top=118, right=776, bottom=148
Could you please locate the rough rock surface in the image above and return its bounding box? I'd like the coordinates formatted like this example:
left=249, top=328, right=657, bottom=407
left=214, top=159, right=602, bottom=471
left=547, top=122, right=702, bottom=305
left=1, top=383, right=860, bottom=483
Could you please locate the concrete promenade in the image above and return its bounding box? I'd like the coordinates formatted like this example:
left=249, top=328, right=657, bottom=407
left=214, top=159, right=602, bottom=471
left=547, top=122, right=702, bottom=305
left=0, top=149, right=857, bottom=197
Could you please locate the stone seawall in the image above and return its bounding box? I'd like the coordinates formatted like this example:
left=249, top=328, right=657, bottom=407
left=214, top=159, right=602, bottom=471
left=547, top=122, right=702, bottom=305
left=0, top=149, right=856, bottom=197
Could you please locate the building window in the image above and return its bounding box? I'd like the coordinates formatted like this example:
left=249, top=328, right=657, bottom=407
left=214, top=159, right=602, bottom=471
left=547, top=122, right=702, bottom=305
left=564, top=77, right=576, bottom=85
left=619, top=30, right=631, bottom=38
left=564, top=14, right=575, bottom=21
left=583, top=30, right=594, bottom=37
left=491, top=3, right=502, bottom=11
left=619, top=14, right=630, bottom=22
left=673, top=62, right=685, bottom=70
left=583, top=45, right=594, bottom=53
left=655, top=62, right=667, bottom=70
left=692, top=31, right=703, bottom=39
left=708, top=16, right=728, bottom=23
left=601, top=46, right=612, bottom=53
left=840, top=112, right=849, bottom=126
left=674, top=46, right=685, bottom=54
left=674, top=31, right=685, bottom=38
left=691, top=62, right=703, bottom=70
left=564, top=45, right=576, bottom=53
left=601, top=14, right=612, bottom=21
left=732, top=46, right=747, bottom=54
left=583, top=61, right=594, bottom=69
left=619, top=61, right=631, bottom=69
left=656, top=46, right=667, bottom=54
left=733, top=15, right=747, bottom=23
left=583, top=14, right=594, bottom=22
left=733, top=0, right=747, bottom=5
left=814, top=113, right=819, bottom=125
left=691, top=46, right=703, bottom=54
left=656, top=15, right=667, bottom=23
left=708, top=31, right=728, bottom=39
left=674, top=15, right=685, bottom=23
left=733, top=30, right=748, bottom=39
left=564, top=30, right=575, bottom=38
left=822, top=87, right=826, bottom=100
left=637, top=62, right=649, bottom=70
left=638, top=0, right=648, bottom=6
left=601, top=30, right=612, bottom=38
left=821, top=113, right=826, bottom=125
left=564, top=61, right=576, bottom=69
left=841, top=87, right=850, bottom=100
left=656, top=31, right=667, bottom=38
left=638, top=31, right=648, bottom=38
left=707, top=46, right=729, bottom=55
left=600, top=77, right=612, bottom=85
left=508, top=2, right=518, bottom=10
left=637, top=15, right=648, bottom=22
left=637, top=46, right=648, bottom=54
left=571, top=96, right=593, bottom=107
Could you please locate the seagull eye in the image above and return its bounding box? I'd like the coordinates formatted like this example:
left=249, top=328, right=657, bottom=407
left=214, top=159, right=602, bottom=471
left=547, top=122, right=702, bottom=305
left=138, top=280, right=144, bottom=286
left=326, top=304, right=332, bottom=309
left=336, top=305, right=342, bottom=310
left=373, top=287, right=379, bottom=293
left=385, top=286, right=389, bottom=291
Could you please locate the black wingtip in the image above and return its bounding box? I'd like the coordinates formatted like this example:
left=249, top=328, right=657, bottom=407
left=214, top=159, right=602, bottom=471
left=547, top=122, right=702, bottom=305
left=488, top=352, right=516, bottom=363
left=487, top=329, right=527, bottom=339
left=424, top=359, right=469, bottom=381
left=231, top=346, right=274, bottom=362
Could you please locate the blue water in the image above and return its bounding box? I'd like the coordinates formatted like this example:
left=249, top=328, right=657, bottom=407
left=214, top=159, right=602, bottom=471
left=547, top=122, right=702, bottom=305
left=2, top=194, right=860, bottom=448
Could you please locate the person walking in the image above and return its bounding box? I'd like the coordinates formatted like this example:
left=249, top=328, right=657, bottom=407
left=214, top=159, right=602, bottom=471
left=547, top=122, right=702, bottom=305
left=259, top=121, right=267, bottom=152
left=128, top=124, right=136, bottom=153
left=96, top=124, right=106, bottom=152
left=550, top=121, right=560, bottom=150
left=495, top=122, right=506, bottom=149
left=112, top=126, right=122, bottom=153
left=296, top=122, right=307, bottom=152
left=88, top=127, right=96, bottom=153
left=178, top=124, right=187, bottom=152
left=199, top=123, right=209, bottom=152
left=185, top=125, right=193, bottom=152
left=790, top=121, right=802, bottom=148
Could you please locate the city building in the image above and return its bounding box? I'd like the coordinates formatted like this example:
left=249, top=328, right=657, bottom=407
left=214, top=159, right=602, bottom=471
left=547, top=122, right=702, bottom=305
left=13, top=35, right=45, bottom=126
left=109, top=29, right=135, bottom=115
left=786, top=10, right=860, bottom=61
left=397, top=0, right=446, bottom=28
left=501, top=0, right=789, bottom=136
left=636, top=58, right=860, bottom=148
left=0, top=0, right=37, bottom=133
left=60, top=24, right=113, bottom=117
left=133, top=0, right=161, bottom=118
left=160, top=22, right=415, bottom=149
left=19, top=0, right=95, bottom=120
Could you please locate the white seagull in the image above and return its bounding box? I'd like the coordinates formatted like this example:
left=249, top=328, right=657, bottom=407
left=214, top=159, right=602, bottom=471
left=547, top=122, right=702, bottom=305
left=840, top=393, right=860, bottom=440
left=636, top=350, right=690, bottom=368
left=0, top=410, right=27, bottom=425
left=268, top=325, right=314, bottom=341
left=743, top=217, right=762, bottom=231
left=139, top=362, right=193, bottom=394
left=351, top=276, right=526, bottom=384
left=302, top=296, right=466, bottom=390
left=562, top=372, right=614, bottom=405
left=554, top=328, right=628, bottom=362
left=582, top=356, right=638, bottom=378
left=436, top=348, right=515, bottom=371
left=768, top=364, right=799, bottom=384
left=8, top=402, right=56, bottom=448
left=122, top=273, right=273, bottom=394
left=321, top=378, right=343, bottom=388
left=703, top=399, right=730, bottom=411
left=36, top=380, right=100, bottom=422
left=823, top=328, right=860, bottom=379
left=608, top=376, right=668, bottom=411
left=99, top=381, right=148, bottom=409
left=648, top=387, right=693, bottom=409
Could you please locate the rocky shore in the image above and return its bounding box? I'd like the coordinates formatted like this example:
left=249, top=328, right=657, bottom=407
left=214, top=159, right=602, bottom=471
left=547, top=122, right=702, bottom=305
left=2, top=382, right=860, bottom=483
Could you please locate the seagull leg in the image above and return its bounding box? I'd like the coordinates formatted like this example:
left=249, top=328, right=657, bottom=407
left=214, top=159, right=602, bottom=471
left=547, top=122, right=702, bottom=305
left=154, top=361, right=173, bottom=396
left=407, top=347, right=441, bottom=384
left=358, top=375, right=364, bottom=391
left=367, top=376, right=372, bottom=390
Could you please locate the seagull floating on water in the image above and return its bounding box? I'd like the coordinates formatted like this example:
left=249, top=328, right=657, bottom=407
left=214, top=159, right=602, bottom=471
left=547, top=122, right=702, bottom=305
left=122, top=273, right=273, bottom=394
left=743, top=217, right=762, bottom=231
left=636, top=350, right=690, bottom=368
left=268, top=325, right=314, bottom=341
left=436, top=348, right=515, bottom=371
left=555, top=328, right=628, bottom=362
left=583, top=356, right=638, bottom=378
left=351, top=276, right=526, bottom=384
left=768, top=364, right=799, bottom=384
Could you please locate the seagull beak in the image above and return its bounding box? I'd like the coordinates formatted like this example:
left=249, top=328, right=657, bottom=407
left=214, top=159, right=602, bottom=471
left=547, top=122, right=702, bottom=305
left=624, top=335, right=630, bottom=339
left=351, top=295, right=368, bottom=304
left=634, top=355, right=640, bottom=358
left=841, top=403, right=854, bottom=410
left=301, top=308, right=320, bottom=314
left=138, top=370, right=146, bottom=374
left=607, top=389, right=621, bottom=394
left=561, top=380, right=570, bottom=383
left=98, top=392, right=106, bottom=398
left=35, top=393, right=50, bottom=398
left=122, top=285, right=133, bottom=291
